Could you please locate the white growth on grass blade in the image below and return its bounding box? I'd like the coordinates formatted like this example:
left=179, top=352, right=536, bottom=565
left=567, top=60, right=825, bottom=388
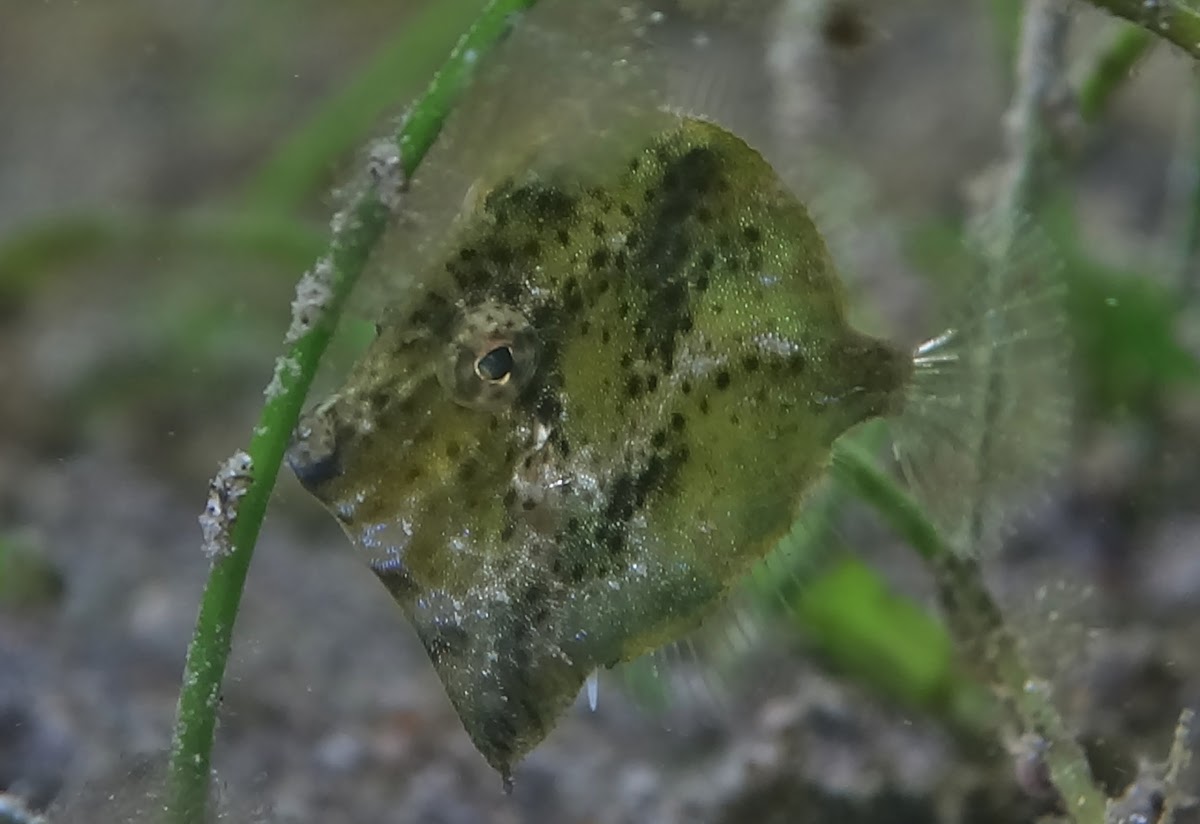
left=199, top=451, right=254, bottom=559
left=264, top=354, right=301, bottom=400
left=366, top=138, right=407, bottom=211
left=284, top=257, right=335, bottom=345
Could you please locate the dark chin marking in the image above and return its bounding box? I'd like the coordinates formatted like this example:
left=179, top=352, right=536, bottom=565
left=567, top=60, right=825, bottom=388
left=286, top=417, right=345, bottom=494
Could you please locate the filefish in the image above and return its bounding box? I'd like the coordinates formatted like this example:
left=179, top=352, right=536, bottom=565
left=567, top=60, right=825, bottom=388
left=287, top=109, right=1065, bottom=782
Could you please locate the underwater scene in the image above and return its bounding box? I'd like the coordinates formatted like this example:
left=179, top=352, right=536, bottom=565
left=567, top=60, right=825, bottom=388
left=1, top=1, right=1198, bottom=822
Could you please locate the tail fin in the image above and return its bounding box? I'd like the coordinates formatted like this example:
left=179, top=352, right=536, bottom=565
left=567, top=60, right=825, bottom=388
left=891, top=212, right=1073, bottom=557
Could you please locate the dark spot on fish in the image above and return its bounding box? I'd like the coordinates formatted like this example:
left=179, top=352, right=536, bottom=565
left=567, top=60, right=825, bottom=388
left=603, top=528, right=625, bottom=556
left=742, top=225, right=762, bottom=244
left=557, top=228, right=570, bottom=246
left=369, top=389, right=390, bottom=414
left=446, top=442, right=461, bottom=459
left=682, top=380, right=692, bottom=395
left=605, top=473, right=636, bottom=523
left=522, top=498, right=537, bottom=511
left=620, top=203, right=635, bottom=218
left=592, top=220, right=606, bottom=237
left=697, top=206, right=713, bottom=223
left=670, top=235, right=691, bottom=261
left=486, top=241, right=515, bottom=268
left=651, top=430, right=667, bottom=449
left=638, top=454, right=666, bottom=493
left=670, top=412, right=686, bottom=432
left=493, top=181, right=578, bottom=224
left=589, top=248, right=610, bottom=269
left=519, top=581, right=548, bottom=609
left=587, top=184, right=610, bottom=204
left=500, top=282, right=521, bottom=304
left=565, top=286, right=584, bottom=315
left=536, top=391, right=563, bottom=423
left=601, top=329, right=611, bottom=344
left=407, top=292, right=454, bottom=335
left=420, top=620, right=468, bottom=664
left=626, top=375, right=644, bottom=399
left=503, top=489, right=517, bottom=508
left=699, top=398, right=710, bottom=415
left=449, top=260, right=487, bottom=291
left=715, top=370, right=731, bottom=390
left=614, top=250, right=627, bottom=271
left=569, top=559, right=589, bottom=584
left=641, top=278, right=690, bottom=373
left=646, top=374, right=659, bottom=392
left=458, top=460, right=479, bottom=482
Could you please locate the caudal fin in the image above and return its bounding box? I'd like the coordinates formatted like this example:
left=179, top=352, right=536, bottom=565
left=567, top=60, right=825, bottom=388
left=891, top=213, right=1073, bottom=558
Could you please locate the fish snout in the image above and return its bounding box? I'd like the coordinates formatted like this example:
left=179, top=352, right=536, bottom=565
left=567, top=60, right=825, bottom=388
left=286, top=410, right=343, bottom=496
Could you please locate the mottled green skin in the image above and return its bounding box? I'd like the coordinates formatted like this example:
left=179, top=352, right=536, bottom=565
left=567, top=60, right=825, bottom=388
left=288, top=116, right=910, bottom=778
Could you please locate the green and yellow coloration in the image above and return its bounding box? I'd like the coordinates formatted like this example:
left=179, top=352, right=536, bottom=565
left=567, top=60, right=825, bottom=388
left=287, top=114, right=1046, bottom=781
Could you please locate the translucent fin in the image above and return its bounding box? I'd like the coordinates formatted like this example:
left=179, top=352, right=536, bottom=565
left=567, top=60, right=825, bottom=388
left=644, top=4, right=777, bottom=155
left=358, top=0, right=667, bottom=314
left=891, top=212, right=1072, bottom=558
left=586, top=670, right=599, bottom=712
left=610, top=471, right=847, bottom=721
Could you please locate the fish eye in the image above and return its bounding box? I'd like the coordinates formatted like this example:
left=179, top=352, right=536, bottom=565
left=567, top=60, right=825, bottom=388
left=475, top=346, right=515, bottom=384
left=439, top=302, right=539, bottom=410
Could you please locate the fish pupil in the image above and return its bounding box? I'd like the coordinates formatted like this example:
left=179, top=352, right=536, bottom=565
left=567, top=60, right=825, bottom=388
left=476, top=346, right=515, bottom=383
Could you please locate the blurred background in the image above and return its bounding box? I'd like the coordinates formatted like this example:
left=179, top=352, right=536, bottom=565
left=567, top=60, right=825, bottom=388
left=2, top=1, right=1199, bottom=821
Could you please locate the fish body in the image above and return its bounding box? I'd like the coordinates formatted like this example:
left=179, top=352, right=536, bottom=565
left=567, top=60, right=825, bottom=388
left=288, top=113, right=1047, bottom=779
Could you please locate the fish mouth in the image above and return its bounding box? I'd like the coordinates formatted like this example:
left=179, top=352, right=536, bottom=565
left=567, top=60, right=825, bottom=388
left=286, top=411, right=343, bottom=495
